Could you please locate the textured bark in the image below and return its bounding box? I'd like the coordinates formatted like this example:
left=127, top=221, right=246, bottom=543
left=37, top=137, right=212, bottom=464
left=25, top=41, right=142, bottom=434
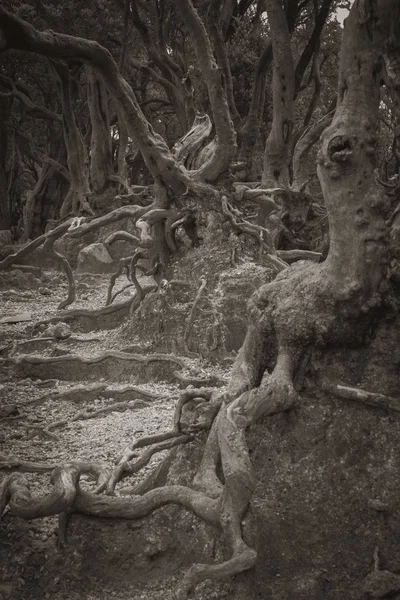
left=0, top=9, right=200, bottom=195
left=261, top=0, right=294, bottom=187
left=86, top=65, right=115, bottom=193
left=130, top=0, right=195, bottom=134
left=50, top=61, right=91, bottom=217
left=238, top=0, right=299, bottom=178
left=238, top=43, right=272, bottom=178
left=177, top=0, right=237, bottom=181
left=206, top=0, right=241, bottom=130
left=292, top=109, right=334, bottom=191
left=0, top=101, right=11, bottom=230
left=172, top=113, right=213, bottom=170
left=293, top=0, right=334, bottom=98
left=317, top=0, right=397, bottom=296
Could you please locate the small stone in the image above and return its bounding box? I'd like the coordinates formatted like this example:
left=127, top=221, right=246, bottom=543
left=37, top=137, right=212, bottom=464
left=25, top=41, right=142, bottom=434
left=53, top=322, right=72, bottom=340
left=39, top=287, right=51, bottom=296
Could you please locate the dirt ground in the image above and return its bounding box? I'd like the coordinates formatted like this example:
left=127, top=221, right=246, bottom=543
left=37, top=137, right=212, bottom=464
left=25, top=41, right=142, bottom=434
left=0, top=268, right=232, bottom=600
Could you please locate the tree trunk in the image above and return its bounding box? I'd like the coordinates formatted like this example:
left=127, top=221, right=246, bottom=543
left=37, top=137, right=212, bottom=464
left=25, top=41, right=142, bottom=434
left=317, top=1, right=396, bottom=297
left=206, top=0, right=241, bottom=130
left=0, top=10, right=200, bottom=195
left=21, top=162, right=70, bottom=241
left=291, top=109, right=334, bottom=192
left=177, top=0, right=237, bottom=181
left=238, top=43, right=272, bottom=179
left=49, top=61, right=92, bottom=217
left=86, top=65, right=115, bottom=194
left=261, top=0, right=294, bottom=187
left=116, top=108, right=129, bottom=182
left=0, top=98, right=11, bottom=230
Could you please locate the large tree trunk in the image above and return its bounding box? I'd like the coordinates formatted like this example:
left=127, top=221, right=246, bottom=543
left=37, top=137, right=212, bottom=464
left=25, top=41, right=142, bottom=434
left=0, top=98, right=11, bottom=230
left=291, top=109, right=334, bottom=192
left=50, top=61, right=92, bottom=217
left=177, top=0, right=237, bottom=181
left=238, top=43, right=272, bottom=179
left=206, top=0, right=241, bottom=130
left=86, top=65, right=115, bottom=194
left=261, top=0, right=294, bottom=187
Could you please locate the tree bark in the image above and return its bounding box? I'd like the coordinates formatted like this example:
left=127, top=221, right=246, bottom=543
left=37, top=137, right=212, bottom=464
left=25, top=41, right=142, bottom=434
left=0, top=100, right=11, bottom=230
left=317, top=0, right=397, bottom=297
left=206, top=0, right=241, bottom=130
left=293, top=0, right=334, bottom=99
left=0, top=9, right=200, bottom=195
left=49, top=61, right=92, bottom=217
left=86, top=65, right=115, bottom=194
left=292, top=109, right=334, bottom=191
left=261, top=0, right=294, bottom=187
left=177, top=0, right=237, bottom=181
left=238, top=43, right=272, bottom=179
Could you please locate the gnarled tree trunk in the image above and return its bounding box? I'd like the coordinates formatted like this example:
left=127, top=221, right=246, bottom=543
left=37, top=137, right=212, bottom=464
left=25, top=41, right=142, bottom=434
left=50, top=61, right=92, bottom=217
left=86, top=65, right=115, bottom=194
left=261, top=0, right=294, bottom=187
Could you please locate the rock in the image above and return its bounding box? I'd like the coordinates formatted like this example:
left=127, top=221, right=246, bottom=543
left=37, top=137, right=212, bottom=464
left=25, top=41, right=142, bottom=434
left=40, top=325, right=55, bottom=338
left=0, top=230, right=12, bottom=245
left=53, top=322, right=72, bottom=340
left=51, top=347, right=71, bottom=356
left=38, top=286, right=51, bottom=296
left=76, top=243, right=115, bottom=274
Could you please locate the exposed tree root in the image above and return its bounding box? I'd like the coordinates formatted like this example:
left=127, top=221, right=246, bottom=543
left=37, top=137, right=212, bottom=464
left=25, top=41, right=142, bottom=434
left=110, top=283, right=134, bottom=305
left=105, top=257, right=131, bottom=305
left=318, top=379, right=400, bottom=413
left=14, top=336, right=101, bottom=354
left=42, top=236, right=76, bottom=310
left=0, top=219, right=74, bottom=272
left=23, top=383, right=162, bottom=407
left=0, top=465, right=220, bottom=528
left=104, top=434, right=192, bottom=496
left=31, top=287, right=156, bottom=332
left=276, top=249, right=322, bottom=262
left=11, top=351, right=186, bottom=384
left=12, top=351, right=185, bottom=368
left=27, top=400, right=150, bottom=440
left=221, top=195, right=289, bottom=272
left=118, top=451, right=176, bottom=496
left=0, top=455, right=57, bottom=473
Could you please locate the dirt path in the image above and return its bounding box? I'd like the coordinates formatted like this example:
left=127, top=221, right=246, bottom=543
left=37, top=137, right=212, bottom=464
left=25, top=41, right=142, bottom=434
left=0, top=269, right=229, bottom=600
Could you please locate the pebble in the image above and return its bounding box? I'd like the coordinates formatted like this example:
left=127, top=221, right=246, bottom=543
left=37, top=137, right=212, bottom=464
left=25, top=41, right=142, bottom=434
left=38, top=287, right=51, bottom=296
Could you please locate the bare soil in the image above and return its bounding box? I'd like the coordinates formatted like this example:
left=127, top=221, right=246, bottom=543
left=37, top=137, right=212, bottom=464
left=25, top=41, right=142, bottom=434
left=0, top=269, right=231, bottom=600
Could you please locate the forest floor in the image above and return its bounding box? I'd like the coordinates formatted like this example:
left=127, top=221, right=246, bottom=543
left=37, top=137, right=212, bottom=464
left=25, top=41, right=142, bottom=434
left=0, top=268, right=232, bottom=600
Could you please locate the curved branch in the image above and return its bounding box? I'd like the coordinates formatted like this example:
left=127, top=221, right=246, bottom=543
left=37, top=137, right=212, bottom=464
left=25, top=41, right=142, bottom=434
left=177, top=0, right=237, bottom=180
left=0, top=8, right=199, bottom=194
